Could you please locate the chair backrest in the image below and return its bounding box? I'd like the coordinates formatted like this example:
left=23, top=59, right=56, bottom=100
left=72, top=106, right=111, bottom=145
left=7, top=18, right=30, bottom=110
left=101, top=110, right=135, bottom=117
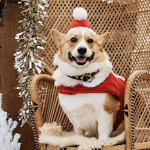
left=43, top=0, right=150, bottom=80
left=31, top=1, right=150, bottom=148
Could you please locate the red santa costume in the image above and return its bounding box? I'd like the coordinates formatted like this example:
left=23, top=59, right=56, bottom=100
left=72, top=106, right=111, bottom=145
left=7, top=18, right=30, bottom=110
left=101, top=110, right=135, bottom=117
left=59, top=72, right=126, bottom=131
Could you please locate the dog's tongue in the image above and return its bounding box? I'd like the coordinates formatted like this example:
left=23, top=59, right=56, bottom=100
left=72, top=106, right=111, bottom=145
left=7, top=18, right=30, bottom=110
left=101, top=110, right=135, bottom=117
left=76, top=57, right=86, bottom=63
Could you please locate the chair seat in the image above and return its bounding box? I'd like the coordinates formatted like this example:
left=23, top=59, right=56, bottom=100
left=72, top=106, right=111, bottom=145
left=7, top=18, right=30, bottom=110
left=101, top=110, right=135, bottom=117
left=46, top=144, right=126, bottom=150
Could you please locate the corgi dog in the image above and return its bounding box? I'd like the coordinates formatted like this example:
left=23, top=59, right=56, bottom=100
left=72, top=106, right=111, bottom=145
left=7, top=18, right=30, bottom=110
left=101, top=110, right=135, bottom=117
left=52, top=7, right=125, bottom=140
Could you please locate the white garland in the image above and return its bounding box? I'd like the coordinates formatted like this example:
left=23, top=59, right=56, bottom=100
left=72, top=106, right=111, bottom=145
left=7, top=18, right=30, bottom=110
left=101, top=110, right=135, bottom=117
left=0, top=93, right=21, bottom=150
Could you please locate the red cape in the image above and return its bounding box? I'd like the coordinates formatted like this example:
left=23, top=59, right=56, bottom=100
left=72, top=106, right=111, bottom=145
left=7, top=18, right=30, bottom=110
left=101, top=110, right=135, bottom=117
left=59, top=73, right=126, bottom=131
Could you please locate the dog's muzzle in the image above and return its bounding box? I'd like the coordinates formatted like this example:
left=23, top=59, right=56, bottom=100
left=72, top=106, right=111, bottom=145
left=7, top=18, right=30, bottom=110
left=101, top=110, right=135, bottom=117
left=68, top=52, right=95, bottom=65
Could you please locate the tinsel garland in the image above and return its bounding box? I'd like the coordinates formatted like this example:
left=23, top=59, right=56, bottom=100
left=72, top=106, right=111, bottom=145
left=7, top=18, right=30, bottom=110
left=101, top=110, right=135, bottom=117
left=14, top=0, right=49, bottom=126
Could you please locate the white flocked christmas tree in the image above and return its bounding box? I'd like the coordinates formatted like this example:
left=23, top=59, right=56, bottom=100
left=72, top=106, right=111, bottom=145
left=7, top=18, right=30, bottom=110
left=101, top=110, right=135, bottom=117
left=0, top=93, right=21, bottom=150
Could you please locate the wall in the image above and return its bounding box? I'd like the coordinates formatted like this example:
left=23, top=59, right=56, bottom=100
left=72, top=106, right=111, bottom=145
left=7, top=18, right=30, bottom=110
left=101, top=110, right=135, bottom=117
left=0, top=2, right=36, bottom=150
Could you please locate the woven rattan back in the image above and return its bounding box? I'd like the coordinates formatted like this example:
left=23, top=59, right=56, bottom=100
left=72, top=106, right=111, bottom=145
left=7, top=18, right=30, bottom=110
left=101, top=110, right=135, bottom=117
left=43, top=0, right=150, bottom=80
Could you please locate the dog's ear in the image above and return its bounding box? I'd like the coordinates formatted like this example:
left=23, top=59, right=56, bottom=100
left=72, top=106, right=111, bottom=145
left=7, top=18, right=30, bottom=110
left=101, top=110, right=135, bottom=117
left=97, top=32, right=110, bottom=46
left=51, top=29, right=66, bottom=48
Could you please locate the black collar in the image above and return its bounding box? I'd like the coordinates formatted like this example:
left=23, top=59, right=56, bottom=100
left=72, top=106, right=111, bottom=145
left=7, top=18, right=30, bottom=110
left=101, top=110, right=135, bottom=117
left=67, top=69, right=99, bottom=82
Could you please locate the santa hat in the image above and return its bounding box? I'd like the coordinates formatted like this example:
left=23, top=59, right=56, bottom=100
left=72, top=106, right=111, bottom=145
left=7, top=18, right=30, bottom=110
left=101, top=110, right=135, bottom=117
left=68, top=7, right=95, bottom=34
left=71, top=7, right=91, bottom=28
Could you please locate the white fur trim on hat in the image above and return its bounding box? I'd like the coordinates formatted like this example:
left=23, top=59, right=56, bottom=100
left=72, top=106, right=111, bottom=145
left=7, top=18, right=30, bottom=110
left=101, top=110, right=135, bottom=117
left=67, top=27, right=96, bottom=35
left=73, top=7, right=87, bottom=21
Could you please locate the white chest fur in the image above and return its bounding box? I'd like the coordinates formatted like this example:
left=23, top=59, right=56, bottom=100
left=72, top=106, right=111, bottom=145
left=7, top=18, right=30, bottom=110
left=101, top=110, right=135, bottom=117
left=59, top=93, right=106, bottom=112
left=59, top=93, right=113, bottom=139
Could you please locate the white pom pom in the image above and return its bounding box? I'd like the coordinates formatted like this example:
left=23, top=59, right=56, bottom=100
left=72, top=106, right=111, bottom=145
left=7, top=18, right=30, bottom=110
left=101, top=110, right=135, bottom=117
left=73, top=7, right=87, bottom=21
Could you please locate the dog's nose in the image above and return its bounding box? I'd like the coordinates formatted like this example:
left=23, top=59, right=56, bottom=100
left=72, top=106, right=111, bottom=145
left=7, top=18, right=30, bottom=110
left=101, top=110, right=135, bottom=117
left=78, top=47, right=87, bottom=55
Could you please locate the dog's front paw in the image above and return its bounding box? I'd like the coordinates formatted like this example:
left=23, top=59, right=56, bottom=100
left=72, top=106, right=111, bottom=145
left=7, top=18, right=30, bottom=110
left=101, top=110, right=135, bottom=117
left=98, top=135, right=108, bottom=141
left=103, top=131, right=125, bottom=147
left=77, top=137, right=103, bottom=150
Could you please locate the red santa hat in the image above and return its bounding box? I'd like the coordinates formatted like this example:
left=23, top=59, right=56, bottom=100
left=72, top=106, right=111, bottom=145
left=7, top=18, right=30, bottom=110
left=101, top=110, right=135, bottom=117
left=68, top=7, right=96, bottom=34
left=71, top=7, right=91, bottom=29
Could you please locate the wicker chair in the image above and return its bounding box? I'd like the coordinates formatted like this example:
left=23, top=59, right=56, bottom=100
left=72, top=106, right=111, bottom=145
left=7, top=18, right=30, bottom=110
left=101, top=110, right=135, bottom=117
left=30, top=0, right=150, bottom=150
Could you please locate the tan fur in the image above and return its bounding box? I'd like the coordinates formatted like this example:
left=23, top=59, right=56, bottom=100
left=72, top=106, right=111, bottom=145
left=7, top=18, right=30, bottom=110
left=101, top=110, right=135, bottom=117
left=104, top=94, right=125, bottom=137
left=52, top=29, right=110, bottom=64
left=97, top=32, right=110, bottom=46
left=104, top=94, right=120, bottom=114
left=104, top=94, right=120, bottom=130
left=51, top=29, right=66, bottom=48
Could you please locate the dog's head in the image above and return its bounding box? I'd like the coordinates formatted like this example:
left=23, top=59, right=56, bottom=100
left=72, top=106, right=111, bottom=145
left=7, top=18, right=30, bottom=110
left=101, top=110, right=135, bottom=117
left=52, top=28, right=110, bottom=68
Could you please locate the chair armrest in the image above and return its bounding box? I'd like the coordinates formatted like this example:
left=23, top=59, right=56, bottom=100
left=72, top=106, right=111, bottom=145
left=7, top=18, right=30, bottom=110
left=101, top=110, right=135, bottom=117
left=30, top=74, right=55, bottom=135
left=45, top=64, right=54, bottom=75
left=30, top=73, right=73, bottom=150
left=124, top=70, right=150, bottom=150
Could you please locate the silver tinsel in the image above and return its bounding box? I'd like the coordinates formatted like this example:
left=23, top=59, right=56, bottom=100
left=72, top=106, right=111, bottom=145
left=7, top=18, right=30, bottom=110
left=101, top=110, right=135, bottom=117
left=14, top=0, right=49, bottom=126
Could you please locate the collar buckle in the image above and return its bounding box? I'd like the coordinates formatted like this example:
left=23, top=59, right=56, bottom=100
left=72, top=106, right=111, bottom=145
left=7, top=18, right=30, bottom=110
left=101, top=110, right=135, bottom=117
left=81, top=74, right=93, bottom=82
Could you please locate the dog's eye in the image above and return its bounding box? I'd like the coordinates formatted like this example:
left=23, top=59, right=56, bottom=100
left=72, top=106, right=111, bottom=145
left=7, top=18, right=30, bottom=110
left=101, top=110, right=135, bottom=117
left=70, top=37, right=77, bottom=42
left=87, top=39, right=94, bottom=43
